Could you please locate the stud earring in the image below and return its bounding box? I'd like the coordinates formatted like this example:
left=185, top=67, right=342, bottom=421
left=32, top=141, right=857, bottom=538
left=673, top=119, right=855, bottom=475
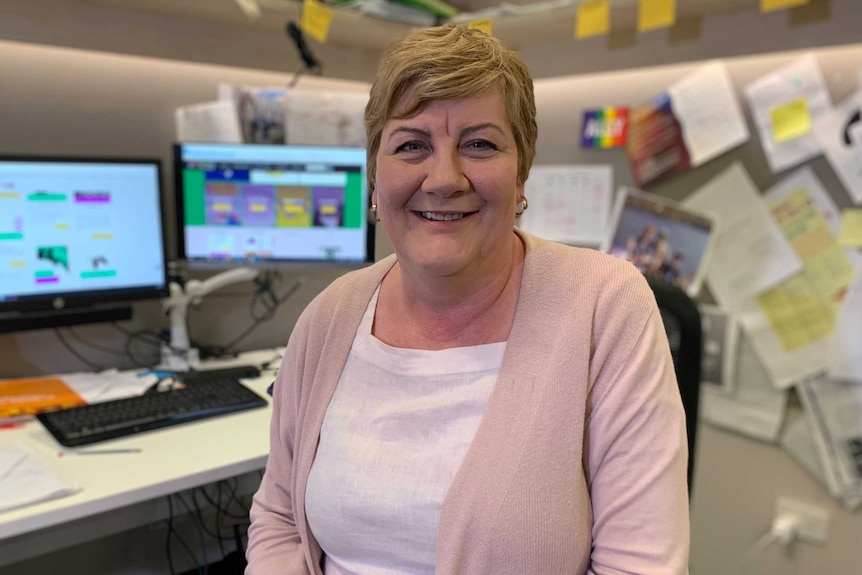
left=370, top=203, right=380, bottom=223
left=515, top=196, right=528, bottom=216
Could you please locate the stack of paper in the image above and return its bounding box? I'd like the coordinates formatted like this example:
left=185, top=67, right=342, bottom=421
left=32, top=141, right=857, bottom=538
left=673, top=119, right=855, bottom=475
left=0, top=442, right=80, bottom=514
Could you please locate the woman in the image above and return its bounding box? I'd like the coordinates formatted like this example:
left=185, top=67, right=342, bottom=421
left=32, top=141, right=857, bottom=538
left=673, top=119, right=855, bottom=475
left=246, top=24, right=689, bottom=575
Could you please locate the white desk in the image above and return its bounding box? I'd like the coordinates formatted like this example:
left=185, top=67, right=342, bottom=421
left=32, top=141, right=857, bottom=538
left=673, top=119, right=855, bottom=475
left=0, top=348, right=282, bottom=568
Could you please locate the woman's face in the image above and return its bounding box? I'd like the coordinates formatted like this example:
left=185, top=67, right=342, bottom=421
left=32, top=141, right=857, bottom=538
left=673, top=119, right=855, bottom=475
left=374, top=88, right=523, bottom=279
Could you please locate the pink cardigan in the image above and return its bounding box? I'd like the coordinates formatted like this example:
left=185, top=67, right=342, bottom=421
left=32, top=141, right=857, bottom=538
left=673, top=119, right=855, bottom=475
left=246, top=230, right=690, bottom=575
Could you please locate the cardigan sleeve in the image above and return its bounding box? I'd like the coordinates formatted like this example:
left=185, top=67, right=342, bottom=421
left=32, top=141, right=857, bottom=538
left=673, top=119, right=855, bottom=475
left=245, top=314, right=313, bottom=575
left=586, top=274, right=690, bottom=575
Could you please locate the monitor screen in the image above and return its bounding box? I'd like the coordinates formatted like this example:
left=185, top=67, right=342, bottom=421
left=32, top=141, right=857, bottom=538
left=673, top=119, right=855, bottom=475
left=0, top=156, right=169, bottom=330
left=174, top=143, right=375, bottom=268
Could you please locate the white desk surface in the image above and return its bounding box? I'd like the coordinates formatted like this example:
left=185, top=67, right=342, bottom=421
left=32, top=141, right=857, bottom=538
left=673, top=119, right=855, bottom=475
left=0, top=348, right=283, bottom=544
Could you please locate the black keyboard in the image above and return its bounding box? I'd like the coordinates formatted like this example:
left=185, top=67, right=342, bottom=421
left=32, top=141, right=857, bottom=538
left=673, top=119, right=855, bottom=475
left=36, top=377, right=269, bottom=447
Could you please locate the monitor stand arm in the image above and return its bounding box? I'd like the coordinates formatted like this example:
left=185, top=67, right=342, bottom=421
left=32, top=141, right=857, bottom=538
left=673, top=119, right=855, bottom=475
left=159, top=267, right=260, bottom=370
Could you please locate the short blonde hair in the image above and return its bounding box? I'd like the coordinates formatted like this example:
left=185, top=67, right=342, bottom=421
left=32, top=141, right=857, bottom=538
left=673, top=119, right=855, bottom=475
left=364, top=24, right=537, bottom=189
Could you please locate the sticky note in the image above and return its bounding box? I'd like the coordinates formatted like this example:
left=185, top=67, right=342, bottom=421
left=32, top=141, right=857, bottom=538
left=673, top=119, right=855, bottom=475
left=638, top=0, right=676, bottom=32
left=468, top=19, right=493, bottom=35
left=770, top=98, right=811, bottom=143
left=301, top=0, right=333, bottom=44
left=575, top=0, right=609, bottom=39
left=838, top=209, right=862, bottom=247
left=761, top=0, right=809, bottom=12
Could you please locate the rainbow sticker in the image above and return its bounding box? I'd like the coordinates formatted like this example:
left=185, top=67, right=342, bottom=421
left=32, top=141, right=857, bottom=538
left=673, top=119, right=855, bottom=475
left=581, top=107, right=630, bottom=149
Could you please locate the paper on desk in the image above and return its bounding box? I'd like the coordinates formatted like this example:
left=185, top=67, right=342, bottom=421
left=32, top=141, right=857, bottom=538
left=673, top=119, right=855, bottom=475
left=700, top=328, right=788, bottom=443
left=518, top=165, right=613, bottom=246
left=828, top=269, right=862, bottom=384
left=745, top=55, right=832, bottom=174
left=0, top=442, right=80, bottom=514
left=780, top=412, right=862, bottom=511
left=174, top=100, right=243, bottom=144
left=284, top=90, right=368, bottom=147
left=666, top=61, right=750, bottom=167
left=60, top=370, right=158, bottom=404
left=797, top=377, right=862, bottom=504
left=811, top=90, right=862, bottom=204
left=684, top=162, right=802, bottom=310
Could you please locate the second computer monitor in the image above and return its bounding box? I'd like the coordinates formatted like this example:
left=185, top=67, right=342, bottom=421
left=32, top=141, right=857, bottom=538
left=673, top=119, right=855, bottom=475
left=174, top=143, right=375, bottom=269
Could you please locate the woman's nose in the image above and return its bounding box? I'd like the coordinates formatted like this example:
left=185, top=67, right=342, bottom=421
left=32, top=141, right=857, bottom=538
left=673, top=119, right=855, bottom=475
left=421, top=149, right=469, bottom=197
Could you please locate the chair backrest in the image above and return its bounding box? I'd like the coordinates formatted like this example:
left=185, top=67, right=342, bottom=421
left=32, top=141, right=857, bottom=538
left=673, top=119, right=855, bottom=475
left=644, top=276, right=702, bottom=495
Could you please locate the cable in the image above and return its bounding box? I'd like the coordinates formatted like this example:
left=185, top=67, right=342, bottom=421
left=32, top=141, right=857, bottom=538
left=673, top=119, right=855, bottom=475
left=743, top=513, right=799, bottom=575
left=172, top=492, right=209, bottom=575
left=164, top=495, right=205, bottom=575
left=54, top=329, right=105, bottom=371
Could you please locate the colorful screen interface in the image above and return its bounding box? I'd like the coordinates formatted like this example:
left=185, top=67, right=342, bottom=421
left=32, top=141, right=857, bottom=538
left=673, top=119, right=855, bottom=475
left=175, top=143, right=371, bottom=266
left=0, top=160, right=166, bottom=302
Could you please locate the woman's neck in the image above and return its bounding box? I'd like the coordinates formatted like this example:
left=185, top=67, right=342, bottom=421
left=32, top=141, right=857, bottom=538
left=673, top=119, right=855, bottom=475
left=375, top=234, right=525, bottom=350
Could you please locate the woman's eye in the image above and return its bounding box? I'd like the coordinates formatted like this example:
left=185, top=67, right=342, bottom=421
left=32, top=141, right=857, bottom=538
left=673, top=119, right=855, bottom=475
left=465, top=140, right=497, bottom=151
left=395, top=141, right=426, bottom=153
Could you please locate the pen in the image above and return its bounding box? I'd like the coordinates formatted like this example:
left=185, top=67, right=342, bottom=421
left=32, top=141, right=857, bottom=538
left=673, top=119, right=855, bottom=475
left=58, top=448, right=142, bottom=457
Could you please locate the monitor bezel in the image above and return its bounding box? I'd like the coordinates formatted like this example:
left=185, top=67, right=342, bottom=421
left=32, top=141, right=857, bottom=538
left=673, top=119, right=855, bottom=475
left=0, top=154, right=170, bottom=315
left=173, top=142, right=376, bottom=270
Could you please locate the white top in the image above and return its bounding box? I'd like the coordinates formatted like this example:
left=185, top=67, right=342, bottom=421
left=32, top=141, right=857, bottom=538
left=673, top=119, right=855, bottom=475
left=305, top=288, right=505, bottom=575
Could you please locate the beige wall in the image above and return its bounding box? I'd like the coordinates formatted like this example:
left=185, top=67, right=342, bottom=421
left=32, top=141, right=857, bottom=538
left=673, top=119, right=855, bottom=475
left=1, top=0, right=860, bottom=573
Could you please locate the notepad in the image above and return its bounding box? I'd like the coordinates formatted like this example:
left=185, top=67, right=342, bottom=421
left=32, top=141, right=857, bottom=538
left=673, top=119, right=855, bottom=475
left=0, top=442, right=80, bottom=514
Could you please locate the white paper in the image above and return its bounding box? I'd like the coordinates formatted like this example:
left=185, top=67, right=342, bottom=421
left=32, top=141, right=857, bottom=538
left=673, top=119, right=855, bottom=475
left=684, top=162, right=803, bottom=309
left=519, top=165, right=613, bottom=246
left=60, top=370, right=158, bottom=403
left=0, top=442, right=80, bottom=514
left=699, top=304, right=740, bottom=395
left=666, top=61, right=750, bottom=166
left=745, top=55, right=833, bottom=174
left=284, top=90, right=368, bottom=147
left=174, top=100, right=243, bottom=144
left=812, top=91, right=862, bottom=203
left=736, top=293, right=831, bottom=389
left=763, top=166, right=843, bottom=235
left=700, top=329, right=788, bottom=443
left=828, top=269, right=862, bottom=384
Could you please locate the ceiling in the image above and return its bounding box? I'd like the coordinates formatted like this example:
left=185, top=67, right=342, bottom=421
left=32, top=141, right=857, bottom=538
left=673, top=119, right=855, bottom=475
left=77, top=0, right=820, bottom=51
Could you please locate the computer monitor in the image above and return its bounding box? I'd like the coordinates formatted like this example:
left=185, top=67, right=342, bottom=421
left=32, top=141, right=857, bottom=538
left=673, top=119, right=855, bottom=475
left=0, top=156, right=169, bottom=333
left=173, top=142, right=375, bottom=268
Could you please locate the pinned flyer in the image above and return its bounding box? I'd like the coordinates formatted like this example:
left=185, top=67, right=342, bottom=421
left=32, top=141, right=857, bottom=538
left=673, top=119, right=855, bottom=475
left=581, top=107, right=629, bottom=148
left=468, top=19, right=493, bottom=35
left=770, top=98, right=812, bottom=143
left=301, top=0, right=333, bottom=43
left=575, top=0, right=609, bottom=40
left=638, top=0, right=676, bottom=32
left=761, top=0, right=809, bottom=12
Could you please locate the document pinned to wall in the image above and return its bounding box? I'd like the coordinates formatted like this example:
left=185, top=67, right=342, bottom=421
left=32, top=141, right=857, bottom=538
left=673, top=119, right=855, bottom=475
left=174, top=100, right=243, bottom=144
left=744, top=55, right=832, bottom=174
left=626, top=61, right=749, bottom=187
left=284, top=90, right=368, bottom=147
left=683, top=162, right=802, bottom=310
left=812, top=91, right=862, bottom=204
left=828, top=270, right=862, bottom=385
left=700, top=329, right=788, bottom=443
left=518, top=164, right=613, bottom=247
left=0, top=442, right=80, bottom=514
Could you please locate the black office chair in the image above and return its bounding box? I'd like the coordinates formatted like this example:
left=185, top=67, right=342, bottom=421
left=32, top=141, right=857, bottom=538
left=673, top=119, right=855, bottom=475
left=645, top=276, right=702, bottom=496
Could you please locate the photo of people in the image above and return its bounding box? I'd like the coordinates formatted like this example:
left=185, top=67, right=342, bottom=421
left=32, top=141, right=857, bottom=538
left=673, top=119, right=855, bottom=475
left=602, top=187, right=716, bottom=296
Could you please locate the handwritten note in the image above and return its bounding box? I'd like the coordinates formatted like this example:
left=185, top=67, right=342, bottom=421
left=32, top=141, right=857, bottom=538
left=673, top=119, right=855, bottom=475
left=771, top=98, right=812, bottom=143
left=638, top=0, right=676, bottom=32
left=301, top=0, right=333, bottom=43
left=468, top=19, right=493, bottom=35
left=761, top=0, right=809, bottom=12
left=576, top=0, right=610, bottom=39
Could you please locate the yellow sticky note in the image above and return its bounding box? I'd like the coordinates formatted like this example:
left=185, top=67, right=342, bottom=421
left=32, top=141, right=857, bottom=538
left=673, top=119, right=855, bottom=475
left=757, top=273, right=834, bottom=352
left=468, top=19, right=493, bottom=35
left=301, top=0, right=333, bottom=44
left=761, top=0, right=809, bottom=12
left=770, top=98, right=811, bottom=143
left=575, top=0, right=609, bottom=39
left=638, top=0, right=676, bottom=32
left=838, top=209, right=862, bottom=247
